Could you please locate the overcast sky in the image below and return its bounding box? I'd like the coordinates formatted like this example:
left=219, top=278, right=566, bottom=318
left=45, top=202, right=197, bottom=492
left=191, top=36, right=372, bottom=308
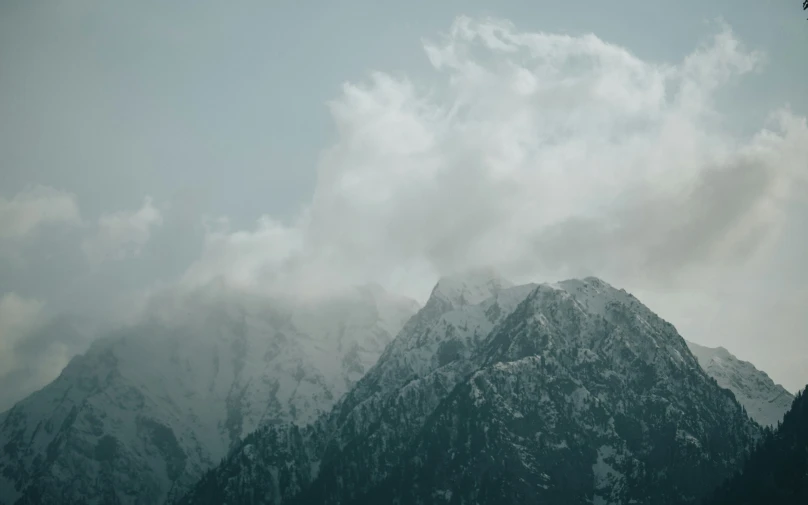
left=1, top=0, right=807, bottom=409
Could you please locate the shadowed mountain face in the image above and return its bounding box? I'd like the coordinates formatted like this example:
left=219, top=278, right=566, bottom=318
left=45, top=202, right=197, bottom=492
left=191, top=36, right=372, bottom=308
left=178, top=275, right=760, bottom=505
left=687, top=341, right=794, bottom=428
left=0, top=285, right=418, bottom=505
left=704, top=387, right=808, bottom=505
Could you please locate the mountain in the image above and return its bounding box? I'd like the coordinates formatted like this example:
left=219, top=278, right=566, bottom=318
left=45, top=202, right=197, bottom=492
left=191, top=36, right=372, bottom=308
left=178, top=275, right=760, bottom=505
left=704, top=387, right=808, bottom=505
left=687, top=341, right=794, bottom=428
left=0, top=284, right=418, bottom=505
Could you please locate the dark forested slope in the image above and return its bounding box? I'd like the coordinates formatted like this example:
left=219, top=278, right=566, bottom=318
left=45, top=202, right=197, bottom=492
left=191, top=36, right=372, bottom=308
left=705, top=386, right=808, bottom=505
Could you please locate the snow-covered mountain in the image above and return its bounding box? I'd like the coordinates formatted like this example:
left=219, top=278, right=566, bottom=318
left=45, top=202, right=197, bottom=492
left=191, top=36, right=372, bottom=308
left=687, top=341, right=794, bottom=428
left=0, top=284, right=418, bottom=505
left=179, top=274, right=760, bottom=505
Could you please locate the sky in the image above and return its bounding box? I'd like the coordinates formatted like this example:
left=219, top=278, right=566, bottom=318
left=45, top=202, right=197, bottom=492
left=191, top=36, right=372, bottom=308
left=1, top=0, right=807, bottom=409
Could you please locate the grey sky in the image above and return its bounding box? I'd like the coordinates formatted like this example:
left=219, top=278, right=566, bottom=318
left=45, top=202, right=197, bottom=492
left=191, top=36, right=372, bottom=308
left=1, top=0, right=807, bottom=410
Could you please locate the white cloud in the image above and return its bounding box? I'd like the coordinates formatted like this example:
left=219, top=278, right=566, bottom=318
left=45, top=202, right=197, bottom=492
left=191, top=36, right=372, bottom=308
left=182, top=215, right=302, bottom=290
left=82, top=196, right=164, bottom=262
left=183, top=17, right=808, bottom=303
left=0, top=185, right=81, bottom=239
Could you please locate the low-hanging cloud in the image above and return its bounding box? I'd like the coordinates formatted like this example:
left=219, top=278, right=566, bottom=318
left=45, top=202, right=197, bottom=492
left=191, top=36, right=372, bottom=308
left=0, top=293, right=98, bottom=411
left=0, top=293, right=45, bottom=410
left=0, top=186, right=81, bottom=240
left=0, top=293, right=44, bottom=369
left=182, top=17, right=808, bottom=301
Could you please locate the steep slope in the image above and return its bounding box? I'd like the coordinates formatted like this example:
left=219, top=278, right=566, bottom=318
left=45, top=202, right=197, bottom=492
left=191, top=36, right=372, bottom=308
left=178, top=276, right=759, bottom=505
left=687, top=341, right=794, bottom=428
left=704, top=387, right=808, bottom=505
left=342, top=279, right=758, bottom=505
left=0, top=285, right=417, bottom=505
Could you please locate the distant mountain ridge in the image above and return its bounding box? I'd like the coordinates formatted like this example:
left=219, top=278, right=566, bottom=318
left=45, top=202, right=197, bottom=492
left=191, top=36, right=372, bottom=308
left=687, top=341, right=794, bottom=428
left=178, top=274, right=760, bottom=505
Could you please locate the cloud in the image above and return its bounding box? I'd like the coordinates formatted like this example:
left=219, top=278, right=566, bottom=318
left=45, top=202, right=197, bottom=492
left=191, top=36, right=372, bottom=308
left=0, top=293, right=98, bottom=411
left=0, top=293, right=44, bottom=361
left=529, top=110, right=807, bottom=284
left=82, top=196, right=164, bottom=263
left=181, top=17, right=808, bottom=301
left=0, top=186, right=81, bottom=240
left=0, top=293, right=44, bottom=410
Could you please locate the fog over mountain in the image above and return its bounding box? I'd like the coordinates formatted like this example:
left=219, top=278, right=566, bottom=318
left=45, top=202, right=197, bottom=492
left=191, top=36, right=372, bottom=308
left=0, top=4, right=807, bottom=504
left=2, top=2, right=807, bottom=411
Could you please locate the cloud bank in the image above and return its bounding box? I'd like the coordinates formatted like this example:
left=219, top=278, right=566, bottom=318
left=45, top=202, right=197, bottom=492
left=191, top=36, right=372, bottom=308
left=183, top=17, right=808, bottom=300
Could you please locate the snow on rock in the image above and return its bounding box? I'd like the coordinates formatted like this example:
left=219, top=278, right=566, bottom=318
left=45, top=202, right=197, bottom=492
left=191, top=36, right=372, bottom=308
left=687, top=340, right=794, bottom=428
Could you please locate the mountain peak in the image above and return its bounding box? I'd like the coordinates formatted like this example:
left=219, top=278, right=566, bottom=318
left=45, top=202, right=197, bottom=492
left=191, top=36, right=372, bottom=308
left=558, top=275, right=618, bottom=292
left=430, top=267, right=513, bottom=308
left=549, top=276, right=640, bottom=320
left=581, top=275, right=610, bottom=286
